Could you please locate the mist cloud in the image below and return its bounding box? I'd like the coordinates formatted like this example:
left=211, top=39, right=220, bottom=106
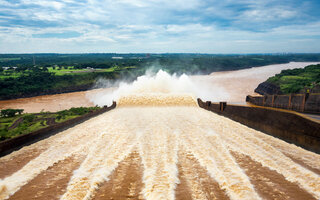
left=87, top=70, right=230, bottom=106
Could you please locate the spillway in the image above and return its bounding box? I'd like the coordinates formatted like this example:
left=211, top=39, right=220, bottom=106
left=0, top=93, right=319, bottom=200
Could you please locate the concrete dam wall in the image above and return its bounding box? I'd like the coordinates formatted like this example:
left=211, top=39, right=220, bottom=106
left=246, top=93, right=320, bottom=114
left=198, top=98, right=320, bottom=153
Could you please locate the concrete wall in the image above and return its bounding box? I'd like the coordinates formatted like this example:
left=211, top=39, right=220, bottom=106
left=246, top=93, right=320, bottom=114
left=291, top=94, right=305, bottom=111
left=264, top=95, right=273, bottom=107
left=274, top=95, right=290, bottom=109
left=305, top=94, right=320, bottom=113
left=0, top=102, right=116, bottom=157
left=198, top=98, right=320, bottom=153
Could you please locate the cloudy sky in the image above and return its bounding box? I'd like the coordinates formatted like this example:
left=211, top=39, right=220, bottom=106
left=0, top=0, right=320, bottom=53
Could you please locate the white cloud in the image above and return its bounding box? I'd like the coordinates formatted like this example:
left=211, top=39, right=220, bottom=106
left=241, top=7, right=297, bottom=22
left=0, top=0, right=319, bottom=53
left=165, top=24, right=213, bottom=34
left=22, top=0, right=65, bottom=10
left=1, top=19, right=320, bottom=53
left=271, top=22, right=320, bottom=36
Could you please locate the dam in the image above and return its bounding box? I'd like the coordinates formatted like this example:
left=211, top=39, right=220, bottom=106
left=0, top=70, right=319, bottom=200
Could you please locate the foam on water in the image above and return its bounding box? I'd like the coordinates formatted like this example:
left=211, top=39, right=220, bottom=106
left=61, top=131, right=138, bottom=200
left=117, top=94, right=197, bottom=107
left=200, top=113, right=320, bottom=199
left=138, top=120, right=179, bottom=200
left=89, top=70, right=229, bottom=106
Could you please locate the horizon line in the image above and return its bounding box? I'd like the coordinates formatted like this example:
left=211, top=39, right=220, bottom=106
left=1, top=52, right=320, bottom=55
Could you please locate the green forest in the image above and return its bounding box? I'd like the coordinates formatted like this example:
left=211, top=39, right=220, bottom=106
left=1, top=53, right=320, bottom=100
left=267, top=64, right=320, bottom=94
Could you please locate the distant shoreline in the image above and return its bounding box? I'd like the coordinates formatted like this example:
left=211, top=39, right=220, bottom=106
left=2, top=62, right=319, bottom=113
left=0, top=61, right=291, bottom=101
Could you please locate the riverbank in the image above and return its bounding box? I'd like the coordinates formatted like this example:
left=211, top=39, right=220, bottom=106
left=255, top=64, right=320, bottom=95
left=1, top=62, right=319, bottom=113
left=0, top=106, right=104, bottom=142
left=0, top=89, right=106, bottom=113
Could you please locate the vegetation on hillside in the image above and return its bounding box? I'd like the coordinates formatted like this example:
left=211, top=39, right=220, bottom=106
left=0, top=106, right=101, bottom=141
left=0, top=66, right=125, bottom=99
left=267, top=64, right=320, bottom=94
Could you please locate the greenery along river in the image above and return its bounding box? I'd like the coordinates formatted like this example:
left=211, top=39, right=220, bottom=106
left=0, top=107, right=102, bottom=141
left=1, top=53, right=320, bottom=100
left=266, top=64, right=320, bottom=94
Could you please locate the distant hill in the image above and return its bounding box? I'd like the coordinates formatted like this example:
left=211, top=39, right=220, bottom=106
left=255, top=64, right=320, bottom=95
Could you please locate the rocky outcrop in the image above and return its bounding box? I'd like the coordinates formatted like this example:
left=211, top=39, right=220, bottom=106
left=254, top=81, right=282, bottom=95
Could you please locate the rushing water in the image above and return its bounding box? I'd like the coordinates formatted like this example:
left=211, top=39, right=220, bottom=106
left=0, top=94, right=319, bottom=200
left=0, top=67, right=319, bottom=200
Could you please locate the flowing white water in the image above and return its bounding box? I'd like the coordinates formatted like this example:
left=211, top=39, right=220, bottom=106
left=89, top=70, right=229, bottom=106
left=0, top=113, right=111, bottom=200
left=255, top=130, right=320, bottom=171
left=138, top=116, right=179, bottom=200
left=61, top=131, right=138, bottom=200
left=168, top=107, right=261, bottom=199
left=0, top=70, right=319, bottom=200
left=201, top=114, right=320, bottom=199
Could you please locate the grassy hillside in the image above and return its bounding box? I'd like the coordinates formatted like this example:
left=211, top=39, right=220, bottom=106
left=266, top=64, right=320, bottom=94
left=0, top=107, right=101, bottom=141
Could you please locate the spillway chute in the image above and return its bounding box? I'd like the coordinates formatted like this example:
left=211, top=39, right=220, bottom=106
left=117, top=94, right=198, bottom=107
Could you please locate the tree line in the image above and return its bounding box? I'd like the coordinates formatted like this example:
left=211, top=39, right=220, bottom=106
left=1, top=54, right=320, bottom=99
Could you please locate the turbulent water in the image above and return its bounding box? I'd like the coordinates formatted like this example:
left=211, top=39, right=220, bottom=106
left=0, top=71, right=320, bottom=200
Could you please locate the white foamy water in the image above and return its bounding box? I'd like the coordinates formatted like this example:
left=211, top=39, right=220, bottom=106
left=88, top=70, right=230, bottom=106
left=0, top=69, right=319, bottom=200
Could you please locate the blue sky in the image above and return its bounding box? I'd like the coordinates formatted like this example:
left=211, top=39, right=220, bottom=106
left=0, top=0, right=320, bottom=53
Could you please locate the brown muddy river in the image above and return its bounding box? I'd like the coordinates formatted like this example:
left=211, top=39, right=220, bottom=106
left=0, top=62, right=319, bottom=113
left=0, top=89, right=108, bottom=113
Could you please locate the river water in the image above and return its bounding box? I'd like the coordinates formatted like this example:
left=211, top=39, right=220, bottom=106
left=1, top=62, right=319, bottom=113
